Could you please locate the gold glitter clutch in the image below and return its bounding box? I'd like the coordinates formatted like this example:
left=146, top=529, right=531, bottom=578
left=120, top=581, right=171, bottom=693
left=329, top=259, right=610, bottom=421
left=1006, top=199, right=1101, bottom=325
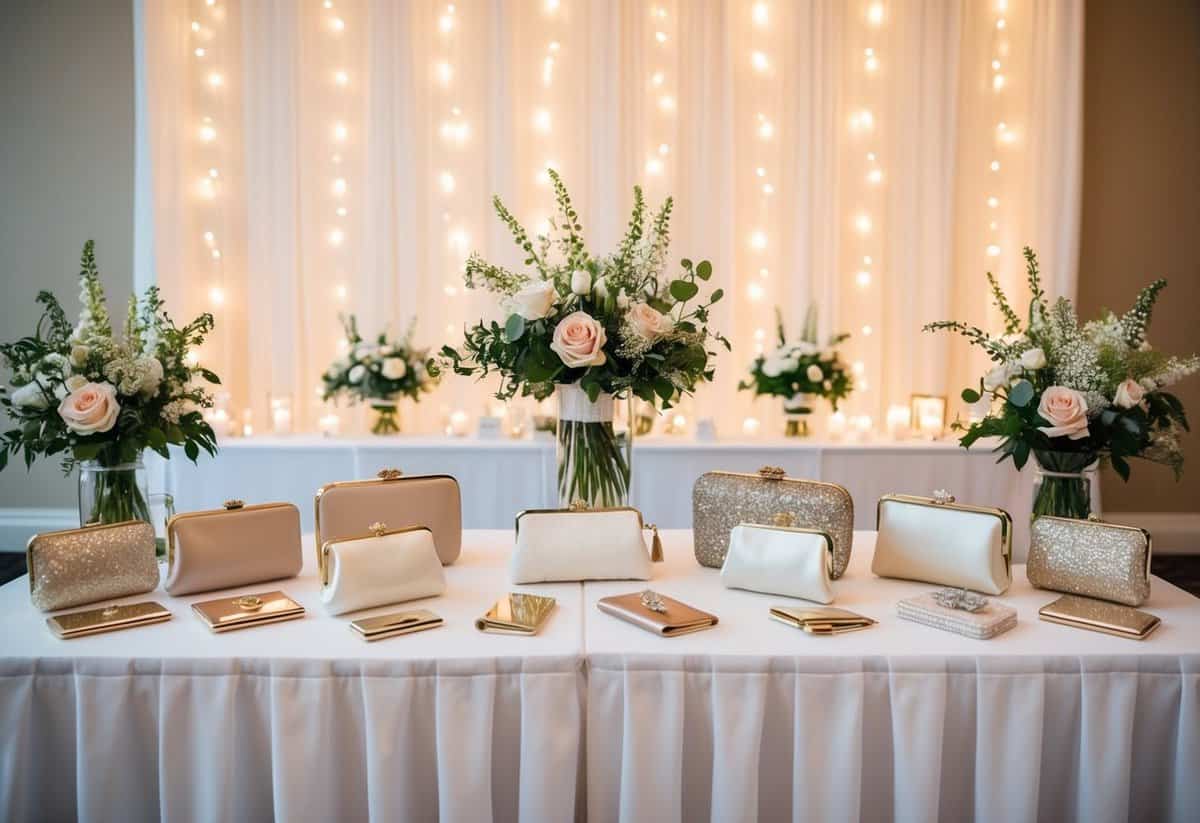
left=27, top=520, right=160, bottom=612
left=691, top=467, right=853, bottom=577
left=1027, top=516, right=1151, bottom=606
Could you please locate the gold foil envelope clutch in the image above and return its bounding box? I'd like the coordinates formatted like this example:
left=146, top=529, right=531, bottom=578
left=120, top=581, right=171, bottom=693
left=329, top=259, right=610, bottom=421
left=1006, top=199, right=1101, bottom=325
left=1027, top=515, right=1151, bottom=606
left=27, top=520, right=159, bottom=612
left=475, top=593, right=557, bottom=635
left=770, top=605, right=877, bottom=635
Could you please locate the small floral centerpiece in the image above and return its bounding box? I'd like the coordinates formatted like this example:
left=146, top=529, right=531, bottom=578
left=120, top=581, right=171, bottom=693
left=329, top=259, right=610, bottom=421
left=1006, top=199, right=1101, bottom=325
left=739, top=305, right=852, bottom=436
left=926, top=247, right=1197, bottom=519
left=322, top=315, right=439, bottom=434
left=442, top=170, right=728, bottom=507
left=0, top=241, right=219, bottom=539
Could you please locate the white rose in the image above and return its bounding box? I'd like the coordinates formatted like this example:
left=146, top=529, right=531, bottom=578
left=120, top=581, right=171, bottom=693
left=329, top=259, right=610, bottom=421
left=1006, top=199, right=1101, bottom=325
left=780, top=356, right=799, bottom=374
left=11, top=382, right=50, bottom=410
left=794, top=342, right=819, bottom=357
left=616, top=289, right=630, bottom=310
left=806, top=364, right=824, bottom=382
left=1019, top=348, right=1047, bottom=370
left=58, top=382, right=121, bottom=435
left=139, top=357, right=164, bottom=396
left=983, top=362, right=1015, bottom=392
left=627, top=303, right=673, bottom=341
left=65, top=374, right=88, bottom=393
left=570, top=269, right=592, bottom=296
left=823, top=380, right=832, bottom=390
left=353, top=344, right=373, bottom=361
left=505, top=280, right=556, bottom=321
left=550, top=311, right=608, bottom=368
left=1113, top=378, right=1145, bottom=409
left=594, top=276, right=609, bottom=301
left=761, top=356, right=786, bottom=378
left=70, top=345, right=89, bottom=367
left=348, top=365, right=366, bottom=384
left=382, top=358, right=408, bottom=380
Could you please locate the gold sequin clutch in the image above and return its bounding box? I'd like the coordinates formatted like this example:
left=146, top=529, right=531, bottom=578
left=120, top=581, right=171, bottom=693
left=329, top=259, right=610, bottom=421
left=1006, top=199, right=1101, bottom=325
left=27, top=520, right=160, bottom=612
left=1027, top=516, right=1151, bottom=606
left=692, top=467, right=853, bottom=577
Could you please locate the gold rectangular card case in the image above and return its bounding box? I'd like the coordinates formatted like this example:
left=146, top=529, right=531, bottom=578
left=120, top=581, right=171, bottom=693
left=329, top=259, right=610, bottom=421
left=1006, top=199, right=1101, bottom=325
left=47, top=601, right=172, bottom=639
left=475, top=593, right=557, bottom=635
left=770, top=605, right=877, bottom=635
left=1038, top=594, right=1160, bottom=640
left=191, top=590, right=305, bottom=633
left=350, top=609, right=444, bottom=641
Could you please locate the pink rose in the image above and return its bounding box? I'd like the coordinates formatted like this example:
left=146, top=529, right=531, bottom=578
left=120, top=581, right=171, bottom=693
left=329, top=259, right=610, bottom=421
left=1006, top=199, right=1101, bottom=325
left=1113, top=378, right=1145, bottom=409
left=627, top=303, right=674, bottom=341
left=58, top=381, right=120, bottom=435
left=1037, top=385, right=1089, bottom=440
left=550, top=311, right=607, bottom=368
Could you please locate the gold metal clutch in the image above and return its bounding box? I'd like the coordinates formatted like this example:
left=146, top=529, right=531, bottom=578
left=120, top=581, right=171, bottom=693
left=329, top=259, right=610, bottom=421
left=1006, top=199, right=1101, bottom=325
left=47, top=600, right=172, bottom=639
left=692, top=467, right=854, bottom=577
left=191, top=590, right=305, bottom=633
left=1037, top=594, right=1160, bottom=640
left=1027, top=515, right=1151, bottom=606
left=475, top=593, right=557, bottom=635
left=27, top=520, right=160, bottom=612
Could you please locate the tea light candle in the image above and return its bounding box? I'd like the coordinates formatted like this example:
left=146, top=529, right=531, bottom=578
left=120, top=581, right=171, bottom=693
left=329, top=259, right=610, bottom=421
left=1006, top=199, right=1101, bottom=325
left=852, top=415, right=873, bottom=439
left=241, top=409, right=254, bottom=438
left=827, top=411, right=847, bottom=439
left=918, top=411, right=943, bottom=439
left=886, top=404, right=911, bottom=439
left=447, top=409, right=470, bottom=437
left=318, top=413, right=340, bottom=437
left=270, top=397, right=292, bottom=434
left=742, top=416, right=761, bottom=437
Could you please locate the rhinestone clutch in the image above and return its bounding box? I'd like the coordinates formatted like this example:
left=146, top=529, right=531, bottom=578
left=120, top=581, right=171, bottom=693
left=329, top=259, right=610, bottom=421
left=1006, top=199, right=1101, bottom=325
left=691, top=467, right=853, bottom=577
left=1027, top=516, right=1151, bottom=606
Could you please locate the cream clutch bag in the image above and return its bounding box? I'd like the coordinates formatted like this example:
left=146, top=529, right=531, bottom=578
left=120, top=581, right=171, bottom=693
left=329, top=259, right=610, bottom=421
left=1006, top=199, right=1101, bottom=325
left=720, top=523, right=834, bottom=604
left=27, top=520, right=159, bottom=612
left=165, top=500, right=302, bottom=596
left=872, top=491, right=1012, bottom=595
left=315, top=468, right=462, bottom=576
left=1027, top=515, right=1151, bottom=606
left=692, top=467, right=854, bottom=578
left=320, top=523, right=446, bottom=616
left=510, top=506, right=662, bottom=583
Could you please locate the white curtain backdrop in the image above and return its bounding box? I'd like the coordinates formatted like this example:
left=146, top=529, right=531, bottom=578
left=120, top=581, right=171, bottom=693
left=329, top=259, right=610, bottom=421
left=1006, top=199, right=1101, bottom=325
left=137, top=0, right=1083, bottom=435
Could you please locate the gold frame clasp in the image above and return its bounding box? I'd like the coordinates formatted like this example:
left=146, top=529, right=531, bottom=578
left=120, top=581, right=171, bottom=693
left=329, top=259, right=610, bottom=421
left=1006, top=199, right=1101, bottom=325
left=758, top=466, right=786, bottom=481
left=224, top=499, right=245, bottom=510
left=377, top=468, right=404, bottom=481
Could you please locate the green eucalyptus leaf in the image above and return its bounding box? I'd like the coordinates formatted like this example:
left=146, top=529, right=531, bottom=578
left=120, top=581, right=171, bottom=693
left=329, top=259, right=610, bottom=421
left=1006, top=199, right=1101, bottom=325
left=710, top=288, right=724, bottom=303
left=962, top=387, right=981, bottom=404
left=504, top=313, right=526, bottom=342
left=1008, top=380, right=1034, bottom=408
left=695, top=261, right=712, bottom=280
left=670, top=280, right=699, bottom=302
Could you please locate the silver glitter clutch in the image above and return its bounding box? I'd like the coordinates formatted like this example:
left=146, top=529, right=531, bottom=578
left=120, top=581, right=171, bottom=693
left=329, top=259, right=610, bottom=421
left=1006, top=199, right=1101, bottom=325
left=27, top=520, right=160, bottom=612
left=691, top=466, right=853, bottom=577
left=1027, top=516, right=1151, bottom=606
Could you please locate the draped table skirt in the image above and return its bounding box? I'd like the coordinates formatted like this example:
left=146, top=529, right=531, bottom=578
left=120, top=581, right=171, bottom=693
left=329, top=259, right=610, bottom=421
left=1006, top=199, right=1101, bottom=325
left=2, top=531, right=1197, bottom=822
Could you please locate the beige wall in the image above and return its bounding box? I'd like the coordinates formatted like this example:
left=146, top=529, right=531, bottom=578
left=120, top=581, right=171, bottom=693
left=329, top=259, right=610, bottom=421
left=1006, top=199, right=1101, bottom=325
left=0, top=0, right=136, bottom=510
left=1077, top=0, right=1200, bottom=513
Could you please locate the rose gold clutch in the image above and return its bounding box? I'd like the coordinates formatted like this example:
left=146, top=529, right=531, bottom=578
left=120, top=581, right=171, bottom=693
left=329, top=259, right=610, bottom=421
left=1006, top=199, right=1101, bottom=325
left=165, top=500, right=302, bottom=596
left=315, top=468, right=462, bottom=576
left=596, top=590, right=718, bottom=637
left=27, top=520, right=160, bottom=612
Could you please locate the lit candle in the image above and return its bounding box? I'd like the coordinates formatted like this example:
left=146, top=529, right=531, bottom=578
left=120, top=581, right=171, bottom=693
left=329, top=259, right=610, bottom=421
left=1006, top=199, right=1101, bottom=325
left=318, top=413, right=340, bottom=437
left=270, top=397, right=293, bottom=435
left=919, top=412, right=943, bottom=439
left=241, top=409, right=254, bottom=438
left=447, top=409, right=470, bottom=437
left=827, top=411, right=847, bottom=439
left=742, top=417, right=761, bottom=437
left=886, top=405, right=911, bottom=439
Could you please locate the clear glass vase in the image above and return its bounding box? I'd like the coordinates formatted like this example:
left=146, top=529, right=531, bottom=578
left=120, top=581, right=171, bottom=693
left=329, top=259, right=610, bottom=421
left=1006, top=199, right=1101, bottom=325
left=555, top=383, right=632, bottom=508
left=783, top=393, right=814, bottom=438
left=369, top=400, right=401, bottom=435
left=1031, top=449, right=1098, bottom=521
left=77, top=453, right=174, bottom=556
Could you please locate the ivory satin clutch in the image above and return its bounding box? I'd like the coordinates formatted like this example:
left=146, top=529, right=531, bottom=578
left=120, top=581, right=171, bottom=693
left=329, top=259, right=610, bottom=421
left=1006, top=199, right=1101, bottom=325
left=320, top=523, right=446, bottom=616
left=597, top=590, right=718, bottom=637
left=315, top=468, right=462, bottom=575
left=1026, top=515, right=1151, bottom=606
left=27, top=520, right=159, bottom=612
left=509, top=506, right=661, bottom=583
left=872, top=492, right=1012, bottom=595
left=720, top=523, right=835, bottom=604
left=692, top=467, right=853, bottom=578
left=165, top=501, right=303, bottom=596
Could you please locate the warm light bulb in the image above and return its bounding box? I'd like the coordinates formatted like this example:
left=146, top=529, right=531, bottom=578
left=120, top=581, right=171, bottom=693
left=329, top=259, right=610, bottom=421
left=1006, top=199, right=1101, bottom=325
left=759, top=267, right=769, bottom=278
left=435, top=61, right=453, bottom=86
left=209, top=286, right=225, bottom=305
left=203, top=231, right=215, bottom=245
left=448, top=227, right=470, bottom=253
left=749, top=230, right=768, bottom=250
left=545, top=0, right=560, bottom=11
left=184, top=350, right=200, bottom=368
left=750, top=51, right=769, bottom=72
left=986, top=244, right=1001, bottom=257
left=194, top=47, right=206, bottom=58
left=438, top=15, right=454, bottom=32
left=863, top=255, right=872, bottom=264
left=198, top=178, right=215, bottom=199
left=331, top=17, right=345, bottom=32
left=333, top=177, right=347, bottom=196
left=867, top=3, right=885, bottom=26
left=549, top=40, right=560, bottom=52
left=532, top=108, right=551, bottom=133
left=754, top=328, right=766, bottom=341
left=996, top=18, right=1006, bottom=30
left=658, top=95, right=676, bottom=112
left=991, top=59, right=1001, bottom=70
left=762, top=183, right=774, bottom=195
left=439, top=171, right=456, bottom=193
left=987, top=196, right=999, bottom=208
left=856, top=271, right=871, bottom=288
left=199, top=124, right=216, bottom=142
left=542, top=56, right=554, bottom=86
left=757, top=119, right=774, bottom=139
left=658, top=143, right=670, bottom=155
left=329, top=228, right=344, bottom=246
left=866, top=168, right=883, bottom=185
left=651, top=71, right=664, bottom=87
left=747, top=282, right=765, bottom=301
left=334, top=284, right=348, bottom=300
left=207, top=72, right=223, bottom=88
left=862, top=324, right=873, bottom=336
left=752, top=2, right=769, bottom=25
left=333, top=122, right=348, bottom=141
left=852, top=360, right=865, bottom=375
left=865, top=54, right=879, bottom=72
left=993, top=74, right=1006, bottom=90
left=208, top=167, right=219, bottom=178
left=645, top=157, right=664, bottom=176
left=850, top=109, right=874, bottom=132
left=655, top=31, right=667, bottom=44
left=191, top=21, right=201, bottom=32
left=755, top=167, right=766, bottom=177
left=211, top=248, right=221, bottom=260
left=336, top=206, right=348, bottom=217
left=990, top=160, right=1000, bottom=171
left=854, top=213, right=872, bottom=234
left=323, top=0, right=333, bottom=7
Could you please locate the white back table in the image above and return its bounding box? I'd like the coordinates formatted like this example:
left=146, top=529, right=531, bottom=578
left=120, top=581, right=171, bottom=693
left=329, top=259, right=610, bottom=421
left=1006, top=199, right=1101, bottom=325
left=1, top=530, right=1194, bottom=823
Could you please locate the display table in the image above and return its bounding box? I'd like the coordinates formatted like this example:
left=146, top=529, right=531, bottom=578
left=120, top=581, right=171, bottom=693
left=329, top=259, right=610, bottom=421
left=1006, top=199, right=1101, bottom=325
left=2, top=531, right=1194, bottom=823
left=158, top=436, right=1088, bottom=560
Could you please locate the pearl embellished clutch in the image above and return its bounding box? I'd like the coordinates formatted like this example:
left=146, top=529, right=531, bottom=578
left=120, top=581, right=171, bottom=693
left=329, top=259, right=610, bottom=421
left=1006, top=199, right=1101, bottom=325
left=27, top=520, right=159, bottom=612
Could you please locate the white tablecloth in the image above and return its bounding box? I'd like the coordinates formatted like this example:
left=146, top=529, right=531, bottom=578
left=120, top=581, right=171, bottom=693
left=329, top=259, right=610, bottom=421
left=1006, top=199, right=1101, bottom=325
left=2, top=531, right=1193, bottom=823
left=159, top=436, right=1083, bottom=560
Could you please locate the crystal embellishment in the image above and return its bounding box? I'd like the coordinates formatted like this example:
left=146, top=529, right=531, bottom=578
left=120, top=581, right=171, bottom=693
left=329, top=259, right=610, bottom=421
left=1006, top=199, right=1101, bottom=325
left=640, top=589, right=667, bottom=614
left=931, top=587, right=988, bottom=612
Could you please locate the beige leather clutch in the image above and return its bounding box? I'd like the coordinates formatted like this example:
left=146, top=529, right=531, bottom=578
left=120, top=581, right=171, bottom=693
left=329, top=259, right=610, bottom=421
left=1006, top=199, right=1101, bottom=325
left=315, top=468, right=462, bottom=575
left=597, top=590, right=718, bottom=637
left=27, top=520, right=160, bottom=612
left=165, top=500, right=302, bottom=596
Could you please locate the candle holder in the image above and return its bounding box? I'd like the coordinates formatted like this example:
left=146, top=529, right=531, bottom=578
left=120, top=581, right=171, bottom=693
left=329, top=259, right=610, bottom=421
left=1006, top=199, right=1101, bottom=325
left=910, top=394, right=947, bottom=440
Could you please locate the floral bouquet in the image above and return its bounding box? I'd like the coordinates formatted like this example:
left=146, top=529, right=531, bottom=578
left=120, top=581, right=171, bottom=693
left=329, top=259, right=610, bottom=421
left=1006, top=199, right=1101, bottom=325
left=0, top=241, right=219, bottom=535
left=322, top=315, right=438, bottom=434
left=925, top=247, right=1197, bottom=519
left=739, top=305, right=852, bottom=436
left=442, top=169, right=728, bottom=506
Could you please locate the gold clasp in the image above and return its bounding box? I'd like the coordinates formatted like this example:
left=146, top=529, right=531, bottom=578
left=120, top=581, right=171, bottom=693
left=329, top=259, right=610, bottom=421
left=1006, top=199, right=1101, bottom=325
left=569, top=499, right=591, bottom=512
left=369, top=521, right=388, bottom=536
left=377, top=468, right=404, bottom=481
left=235, top=595, right=263, bottom=611
left=758, top=466, right=786, bottom=481
left=771, top=511, right=798, bottom=528
left=932, top=489, right=956, bottom=505
left=224, top=499, right=245, bottom=510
